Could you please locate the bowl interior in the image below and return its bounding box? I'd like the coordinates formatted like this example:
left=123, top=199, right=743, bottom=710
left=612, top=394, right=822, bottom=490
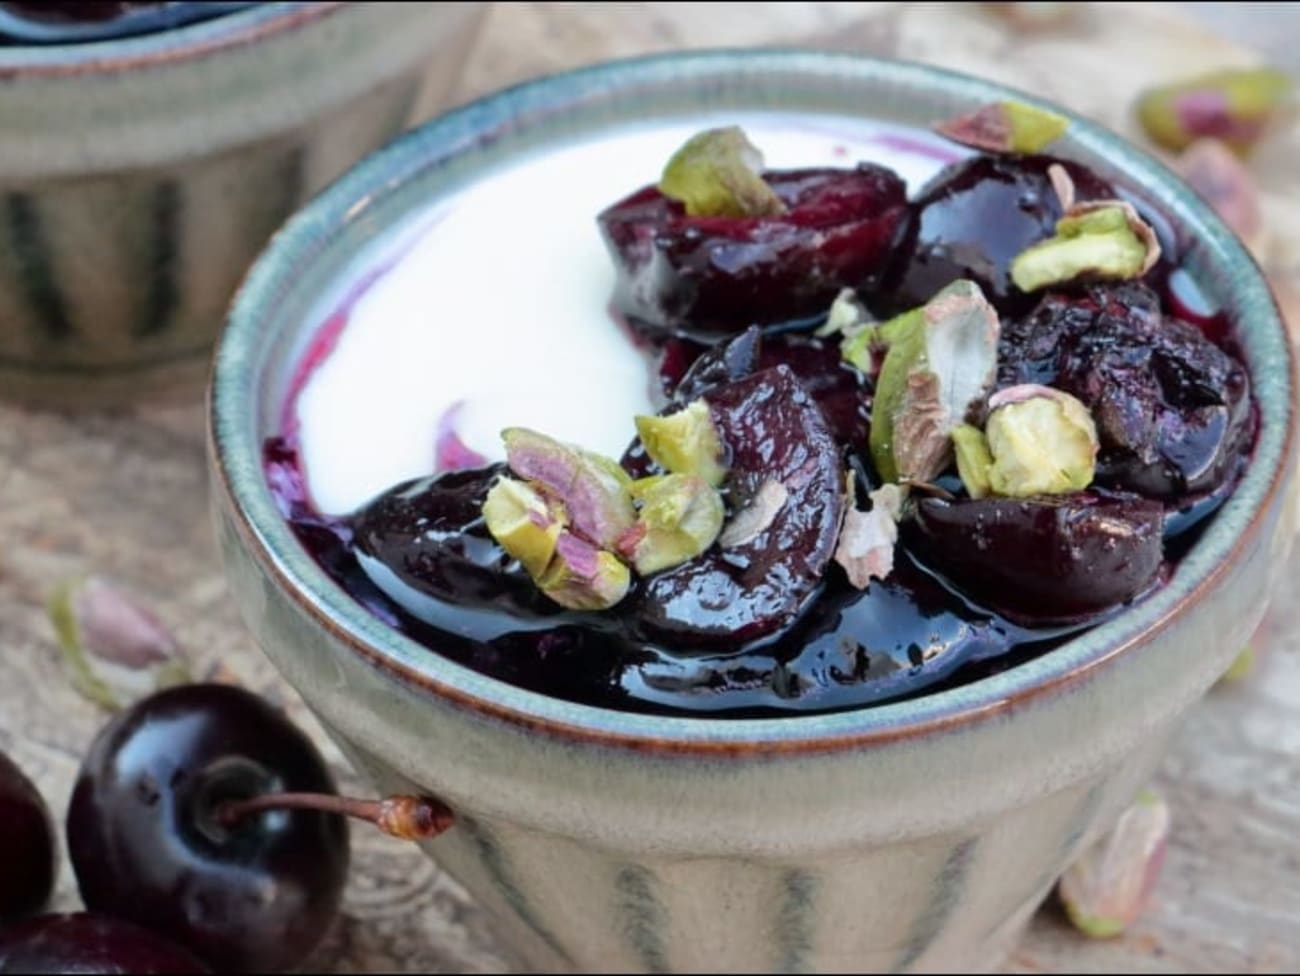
left=211, top=49, right=1293, bottom=746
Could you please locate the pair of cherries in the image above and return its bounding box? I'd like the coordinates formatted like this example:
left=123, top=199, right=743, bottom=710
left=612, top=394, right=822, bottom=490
left=0, top=685, right=450, bottom=974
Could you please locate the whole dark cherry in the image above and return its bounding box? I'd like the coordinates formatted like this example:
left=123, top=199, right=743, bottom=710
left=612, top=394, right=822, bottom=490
left=66, top=684, right=350, bottom=973
left=0, top=749, right=56, bottom=922
left=0, top=914, right=206, bottom=975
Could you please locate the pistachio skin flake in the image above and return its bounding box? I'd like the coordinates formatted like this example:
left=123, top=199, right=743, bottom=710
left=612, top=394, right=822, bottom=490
left=869, top=280, right=1000, bottom=486
left=1136, top=67, right=1293, bottom=157
left=934, top=100, right=1069, bottom=154
left=538, top=532, right=632, bottom=611
left=985, top=385, right=1099, bottom=497
left=501, top=427, right=636, bottom=550
left=658, top=126, right=786, bottom=218
left=619, top=473, right=724, bottom=575
left=1010, top=203, right=1160, bottom=293
left=1058, top=789, right=1170, bottom=939
left=482, top=476, right=564, bottom=578
left=48, top=576, right=190, bottom=712
left=634, top=399, right=728, bottom=487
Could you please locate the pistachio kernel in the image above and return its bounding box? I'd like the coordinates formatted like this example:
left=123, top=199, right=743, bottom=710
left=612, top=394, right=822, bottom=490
left=482, top=476, right=565, bottom=578
left=659, top=126, right=787, bottom=218
left=634, top=400, right=728, bottom=487
left=1135, top=67, right=1293, bottom=157
left=984, top=385, right=1098, bottom=497
left=951, top=424, right=995, bottom=500
left=1058, top=789, right=1170, bottom=939
left=537, top=533, right=632, bottom=611
left=934, top=99, right=1069, bottom=154
left=816, top=287, right=873, bottom=339
left=501, top=427, right=636, bottom=550
left=617, top=473, right=725, bottom=575
left=870, top=280, right=1001, bottom=485
left=1010, top=202, right=1161, bottom=293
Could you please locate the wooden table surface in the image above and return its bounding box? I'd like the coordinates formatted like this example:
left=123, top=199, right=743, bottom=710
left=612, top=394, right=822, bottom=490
left=2, top=3, right=1298, bottom=972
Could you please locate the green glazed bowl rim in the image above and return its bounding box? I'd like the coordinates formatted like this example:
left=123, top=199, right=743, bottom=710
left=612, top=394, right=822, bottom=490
left=0, top=1, right=340, bottom=75
left=210, top=48, right=1295, bottom=754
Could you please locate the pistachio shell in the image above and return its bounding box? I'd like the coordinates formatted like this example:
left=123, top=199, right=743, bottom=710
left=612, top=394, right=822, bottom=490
left=619, top=473, right=725, bottom=575
left=869, top=280, right=1000, bottom=485
left=1010, top=203, right=1160, bottom=293
left=934, top=100, right=1069, bottom=154
left=635, top=400, right=728, bottom=487
left=951, top=424, right=994, bottom=500
left=1059, top=789, right=1169, bottom=939
left=502, top=427, right=635, bottom=550
left=538, top=533, right=632, bottom=611
left=1136, top=67, right=1293, bottom=156
left=659, top=126, right=786, bottom=218
left=985, top=386, right=1098, bottom=497
left=482, top=476, right=564, bottom=578
left=48, top=577, right=189, bottom=711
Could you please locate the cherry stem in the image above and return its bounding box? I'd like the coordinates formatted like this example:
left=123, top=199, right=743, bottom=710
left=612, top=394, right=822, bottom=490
left=217, top=792, right=454, bottom=841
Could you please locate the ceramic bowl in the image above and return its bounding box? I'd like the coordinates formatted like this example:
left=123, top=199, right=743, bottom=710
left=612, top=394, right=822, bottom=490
left=0, top=0, right=486, bottom=409
left=208, top=51, right=1297, bottom=973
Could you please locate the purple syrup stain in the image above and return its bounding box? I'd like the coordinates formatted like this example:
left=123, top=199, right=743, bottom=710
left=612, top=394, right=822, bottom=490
left=434, top=402, right=488, bottom=472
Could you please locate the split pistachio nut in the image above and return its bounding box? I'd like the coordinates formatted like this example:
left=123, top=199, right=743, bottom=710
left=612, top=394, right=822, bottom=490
left=983, top=384, right=1098, bottom=497
left=481, top=476, right=564, bottom=578
left=634, top=399, right=728, bottom=487
left=934, top=99, right=1069, bottom=154
left=538, top=533, right=632, bottom=611
left=1136, top=67, right=1293, bottom=157
left=48, top=576, right=190, bottom=711
left=620, top=473, right=725, bottom=575
left=1010, top=202, right=1161, bottom=293
left=869, top=280, right=1001, bottom=486
left=501, top=427, right=636, bottom=550
left=659, top=126, right=786, bottom=218
left=1059, top=789, right=1170, bottom=939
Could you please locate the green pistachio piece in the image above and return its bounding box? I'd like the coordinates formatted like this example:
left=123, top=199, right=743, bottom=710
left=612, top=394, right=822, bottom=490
left=1058, top=788, right=1169, bottom=939
left=1010, top=202, right=1160, bottom=293
left=659, top=126, right=786, bottom=218
left=816, top=288, right=873, bottom=338
left=502, top=427, right=635, bottom=550
left=634, top=400, right=728, bottom=487
left=951, top=424, right=995, bottom=500
left=537, top=533, right=631, bottom=611
left=48, top=576, right=190, bottom=711
left=482, top=476, right=564, bottom=578
left=617, top=473, right=724, bottom=575
left=985, top=384, right=1098, bottom=497
left=1218, top=645, right=1255, bottom=684
left=869, top=280, right=1000, bottom=485
left=934, top=99, right=1069, bottom=154
left=1136, top=67, right=1293, bottom=157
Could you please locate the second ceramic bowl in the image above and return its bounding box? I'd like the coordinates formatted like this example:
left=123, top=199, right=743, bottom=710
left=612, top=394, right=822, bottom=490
left=209, top=50, right=1296, bottom=973
left=0, top=0, right=486, bottom=409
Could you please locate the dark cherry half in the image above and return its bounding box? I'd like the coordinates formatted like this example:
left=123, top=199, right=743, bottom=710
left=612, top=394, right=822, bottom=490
left=599, top=164, right=908, bottom=341
left=907, top=491, right=1165, bottom=626
left=999, top=281, right=1253, bottom=497
left=67, top=684, right=350, bottom=973
left=0, top=914, right=206, bottom=975
left=885, top=154, right=1114, bottom=315
left=630, top=365, right=846, bottom=646
left=0, top=750, right=56, bottom=922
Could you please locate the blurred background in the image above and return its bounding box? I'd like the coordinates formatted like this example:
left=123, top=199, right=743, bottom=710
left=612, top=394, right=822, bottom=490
left=1, top=3, right=1296, bottom=973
